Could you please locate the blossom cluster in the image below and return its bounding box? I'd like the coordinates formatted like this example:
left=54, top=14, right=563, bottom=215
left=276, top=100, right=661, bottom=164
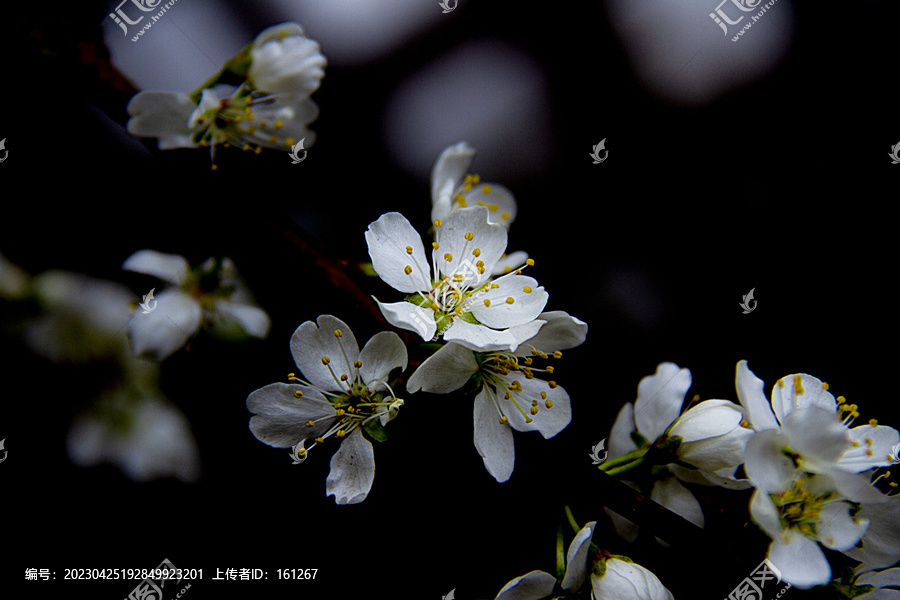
left=246, top=140, right=588, bottom=503
left=597, top=359, right=900, bottom=591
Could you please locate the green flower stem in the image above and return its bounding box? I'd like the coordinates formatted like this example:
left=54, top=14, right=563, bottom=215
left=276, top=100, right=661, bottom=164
left=564, top=505, right=581, bottom=535
left=598, top=447, right=648, bottom=472
left=555, top=526, right=565, bottom=582
left=602, top=456, right=646, bottom=477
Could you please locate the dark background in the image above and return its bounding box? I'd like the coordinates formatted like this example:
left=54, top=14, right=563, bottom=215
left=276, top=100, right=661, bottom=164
left=3, top=0, right=898, bottom=599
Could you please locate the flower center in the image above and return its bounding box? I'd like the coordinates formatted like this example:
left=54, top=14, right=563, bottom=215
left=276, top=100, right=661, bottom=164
left=771, top=475, right=833, bottom=539
left=476, top=347, right=562, bottom=426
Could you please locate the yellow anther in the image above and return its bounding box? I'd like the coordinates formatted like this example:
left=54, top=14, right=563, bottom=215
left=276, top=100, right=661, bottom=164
left=491, top=283, right=500, bottom=289
left=822, top=382, right=829, bottom=390
left=865, top=438, right=874, bottom=446
left=274, top=121, right=284, bottom=130
left=431, top=302, right=440, bottom=312
left=891, top=482, right=898, bottom=488
left=836, top=396, right=846, bottom=404
left=473, top=174, right=481, bottom=184
left=432, top=242, right=440, bottom=250
left=502, top=212, right=510, bottom=220
left=545, top=399, right=553, bottom=409
left=294, top=390, right=304, bottom=398
left=306, top=420, right=315, bottom=428
left=405, top=246, right=413, bottom=255
left=793, top=375, right=804, bottom=395
left=404, top=265, right=413, bottom=275
left=472, top=248, right=481, bottom=257
left=476, top=260, right=484, bottom=268
left=259, top=123, right=266, bottom=129
left=245, top=107, right=252, bottom=115
left=524, top=358, right=533, bottom=366
left=530, top=406, right=539, bottom=416
left=287, top=373, right=297, bottom=381
left=548, top=381, right=558, bottom=389
left=254, top=147, right=262, bottom=154
left=546, top=366, right=555, bottom=374
left=852, top=441, right=861, bottom=447
left=778, top=379, right=785, bottom=388
left=336, top=430, right=346, bottom=438
left=525, top=258, right=535, bottom=266
left=484, top=299, right=491, bottom=307
left=321, top=356, right=331, bottom=365
left=503, top=266, right=513, bottom=274
left=211, top=164, right=219, bottom=171
left=455, top=193, right=466, bottom=203
left=334, top=329, right=343, bottom=338
left=465, top=232, right=474, bottom=241
left=340, top=374, right=348, bottom=381
left=523, top=286, right=532, bottom=293
left=525, top=417, right=533, bottom=424
left=483, top=185, right=492, bottom=194
left=434, top=219, right=443, bottom=228
left=464, top=182, right=472, bottom=192
left=354, top=360, right=362, bottom=368
left=285, top=138, right=295, bottom=147
left=334, top=403, right=343, bottom=409
left=270, top=135, right=278, bottom=144
left=335, top=409, right=346, bottom=417
left=296, top=448, right=307, bottom=457
left=553, top=351, right=563, bottom=359
left=740, top=419, right=750, bottom=428
left=540, top=391, right=547, bottom=400
left=869, top=419, right=879, bottom=427
left=499, top=416, right=508, bottom=425
left=867, top=449, right=874, bottom=457
left=444, top=253, right=453, bottom=262
left=315, top=437, right=324, bottom=444
left=505, top=297, right=515, bottom=304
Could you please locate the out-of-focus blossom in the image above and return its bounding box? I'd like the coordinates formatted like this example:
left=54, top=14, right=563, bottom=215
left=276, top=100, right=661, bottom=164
left=408, top=311, right=587, bottom=482
left=0, top=251, right=30, bottom=299
left=68, top=391, right=200, bottom=482
left=366, top=207, right=547, bottom=351
left=125, top=22, right=325, bottom=164
left=246, top=315, right=408, bottom=504
left=123, top=250, right=270, bottom=361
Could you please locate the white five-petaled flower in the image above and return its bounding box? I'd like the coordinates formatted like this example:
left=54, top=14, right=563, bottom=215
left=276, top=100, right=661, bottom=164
left=407, top=311, right=587, bottom=482
left=246, top=315, right=408, bottom=505
left=737, top=362, right=899, bottom=589
left=366, top=206, right=548, bottom=351
left=495, top=521, right=674, bottom=600
left=123, top=249, right=270, bottom=361
left=126, top=22, right=325, bottom=165
left=606, top=362, right=754, bottom=534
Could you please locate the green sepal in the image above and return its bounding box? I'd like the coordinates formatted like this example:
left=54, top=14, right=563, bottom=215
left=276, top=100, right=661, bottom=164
left=405, top=293, right=433, bottom=308
left=363, top=418, right=389, bottom=443
left=630, top=430, right=650, bottom=449
left=188, top=42, right=255, bottom=104
left=358, top=262, right=378, bottom=277
left=459, top=311, right=481, bottom=324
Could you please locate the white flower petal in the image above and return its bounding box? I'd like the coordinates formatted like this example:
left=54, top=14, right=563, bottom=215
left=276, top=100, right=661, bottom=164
left=736, top=360, right=780, bottom=431
left=469, top=275, right=548, bottom=330
left=365, top=212, right=432, bottom=293
left=603, top=507, right=640, bottom=542
left=474, top=386, right=515, bottom=482
left=492, top=251, right=530, bottom=276
left=495, top=570, right=557, bottom=600
left=844, top=498, right=900, bottom=568
left=750, top=488, right=785, bottom=540
left=670, top=399, right=744, bottom=443
left=406, top=342, right=478, bottom=394
left=122, top=249, right=190, bottom=285
left=856, top=567, right=900, bottom=589
left=375, top=298, right=437, bottom=341
left=592, top=558, right=673, bottom=600
left=128, top=289, right=201, bottom=360
left=357, top=331, right=408, bottom=390
left=431, top=141, right=475, bottom=207
left=651, top=477, right=704, bottom=528
left=461, top=183, right=517, bottom=227
left=125, top=92, right=197, bottom=149
left=817, top=502, right=870, bottom=551
left=214, top=300, right=270, bottom=338
left=250, top=34, right=326, bottom=97
left=781, top=408, right=851, bottom=470
left=634, top=362, right=690, bottom=443
left=443, top=318, right=539, bottom=353
left=862, top=590, right=900, bottom=600
left=669, top=464, right=753, bottom=490
left=827, top=470, right=891, bottom=504
left=326, top=428, right=375, bottom=505
left=514, top=311, right=587, bottom=355
left=436, top=206, right=507, bottom=285
left=744, top=429, right=795, bottom=493
left=608, top=402, right=638, bottom=460
left=501, top=372, right=571, bottom=439
left=246, top=383, right=335, bottom=447
left=252, top=22, right=306, bottom=47
left=290, top=315, right=361, bottom=391
left=561, top=522, right=596, bottom=591
left=767, top=530, right=831, bottom=589
left=771, top=373, right=837, bottom=424
left=839, top=425, right=900, bottom=472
